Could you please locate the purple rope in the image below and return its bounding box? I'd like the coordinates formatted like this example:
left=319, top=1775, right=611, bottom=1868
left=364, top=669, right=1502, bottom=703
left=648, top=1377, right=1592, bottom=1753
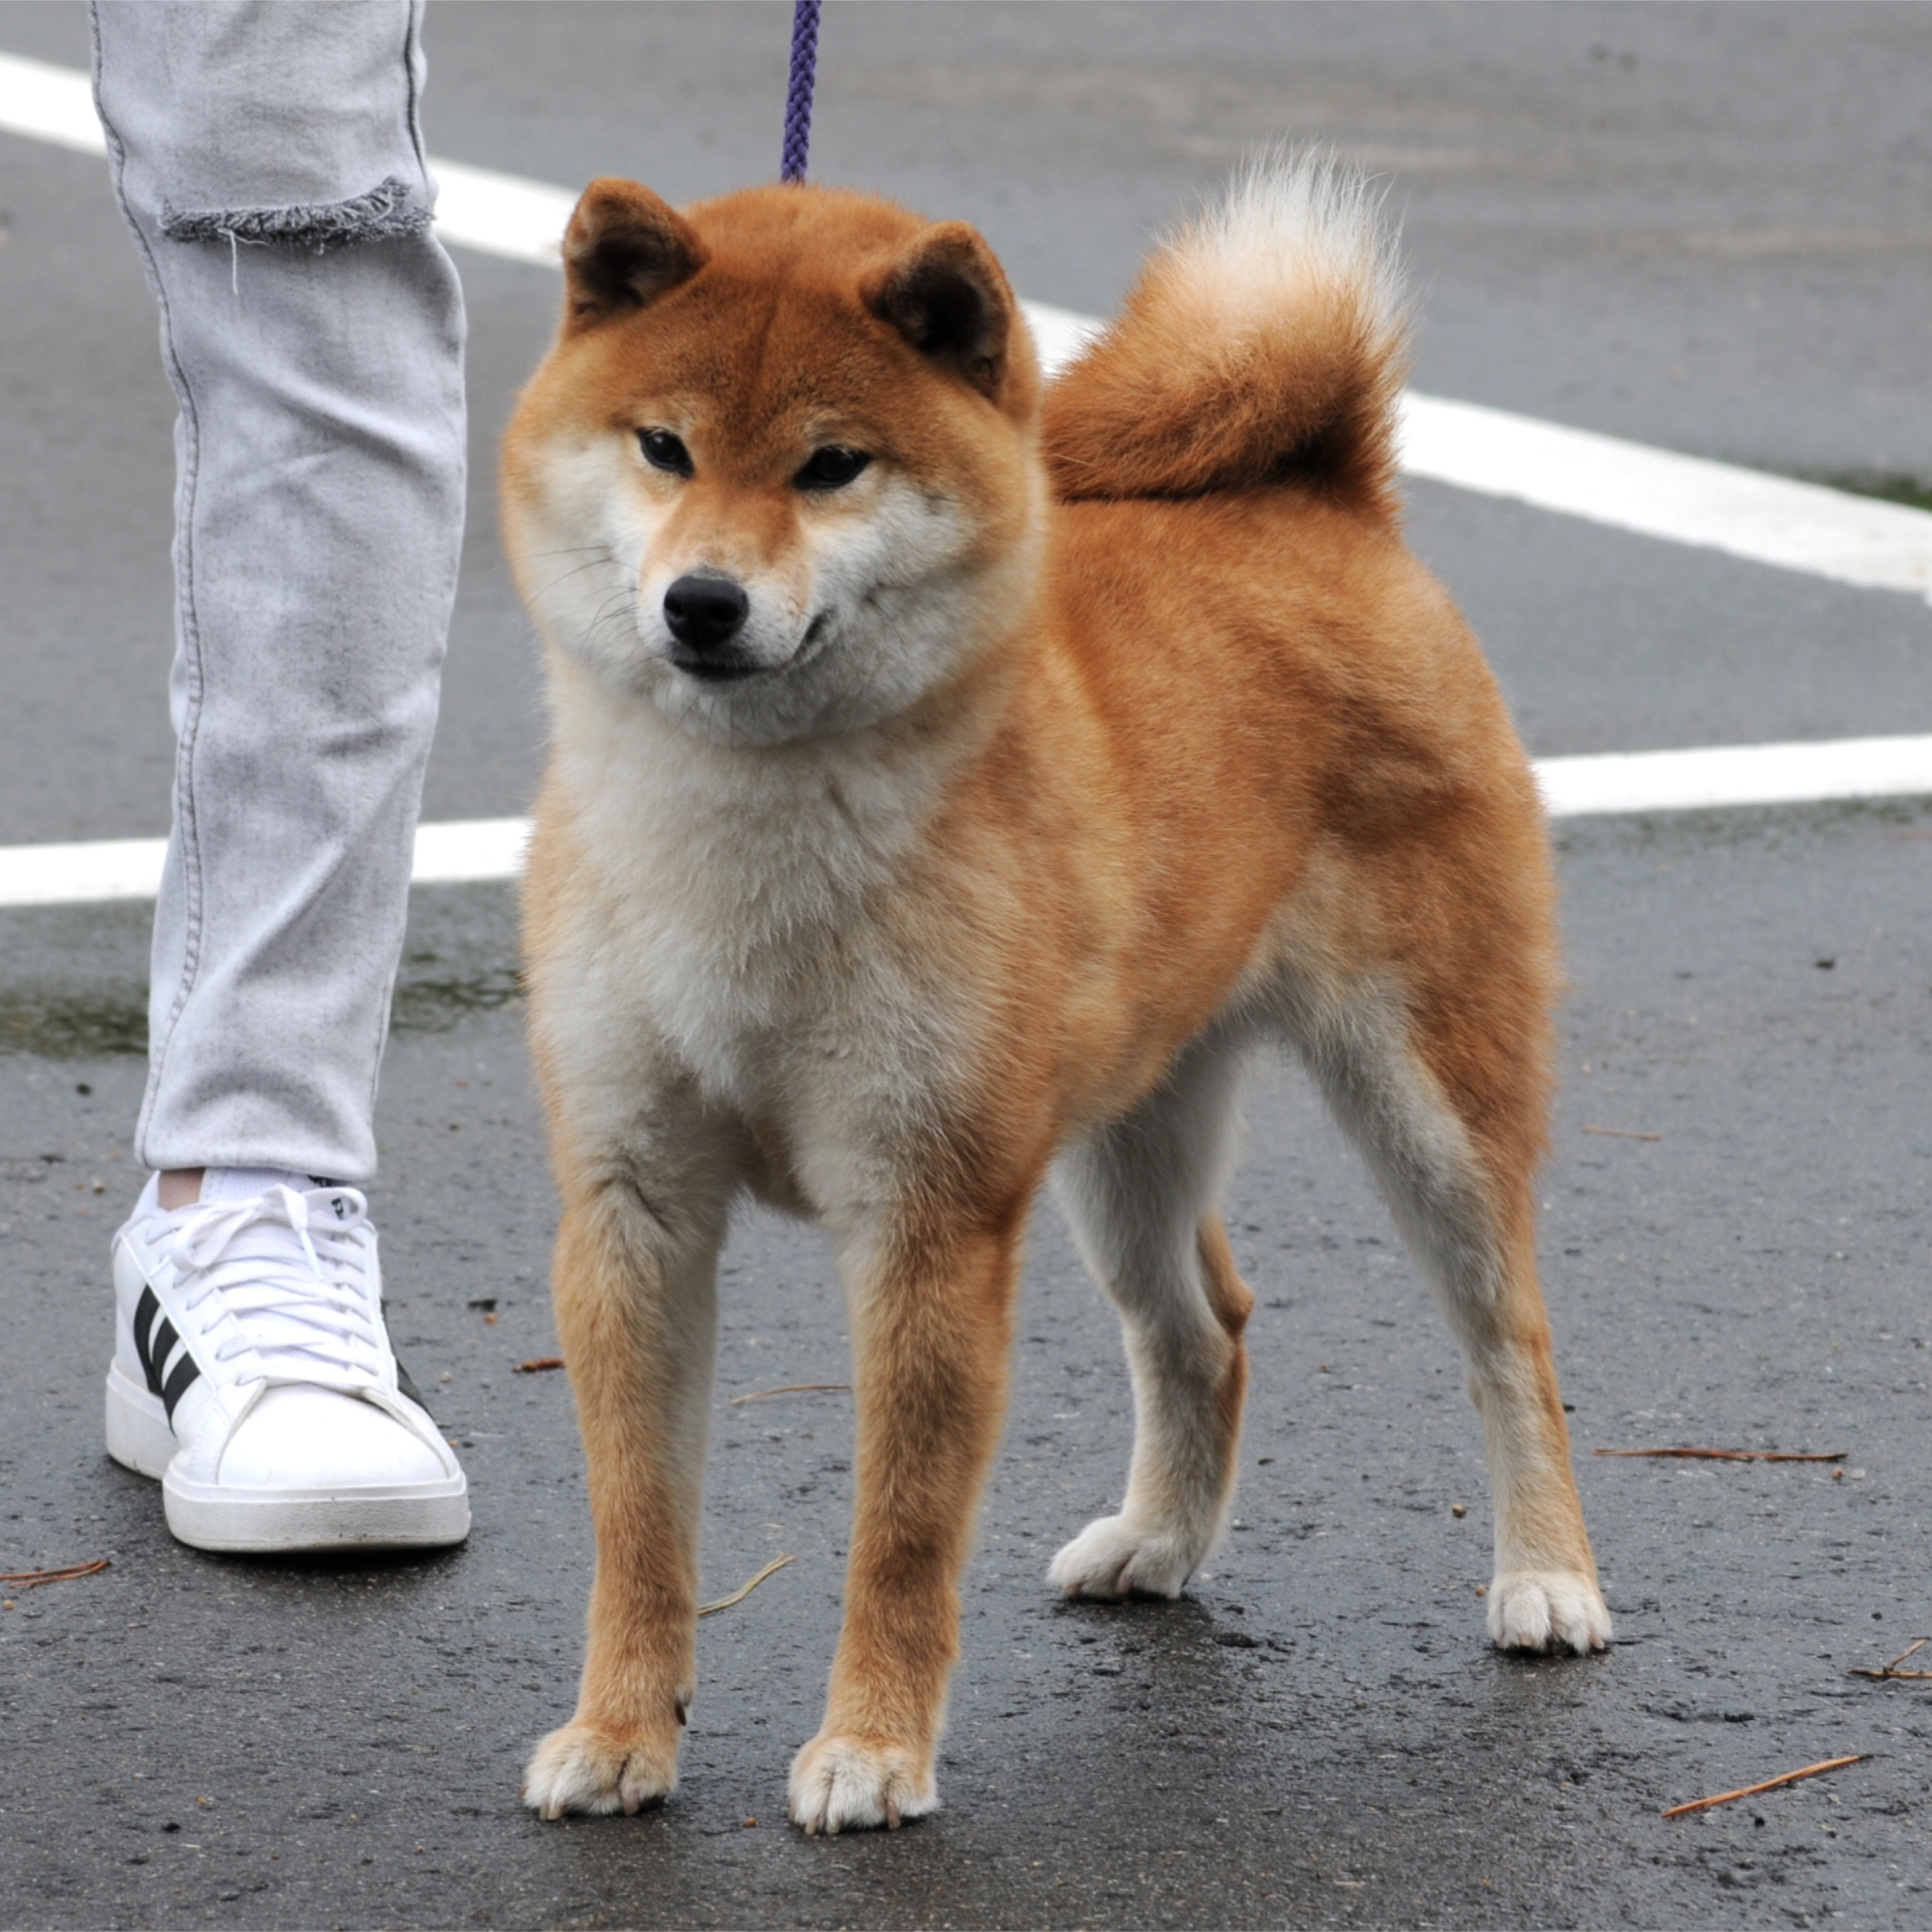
left=781, top=0, right=822, bottom=184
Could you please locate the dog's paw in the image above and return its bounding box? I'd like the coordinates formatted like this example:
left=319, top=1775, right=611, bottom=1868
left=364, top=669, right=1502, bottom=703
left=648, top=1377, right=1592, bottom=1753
left=522, top=1719, right=681, bottom=1820
left=788, top=1732, right=936, bottom=1836
left=1487, top=1569, right=1613, bottom=1654
left=1048, top=1513, right=1198, bottom=1599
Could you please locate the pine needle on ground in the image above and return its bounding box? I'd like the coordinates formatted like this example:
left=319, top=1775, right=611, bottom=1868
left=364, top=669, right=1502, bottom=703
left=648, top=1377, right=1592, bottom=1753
left=700, top=1554, right=796, bottom=1617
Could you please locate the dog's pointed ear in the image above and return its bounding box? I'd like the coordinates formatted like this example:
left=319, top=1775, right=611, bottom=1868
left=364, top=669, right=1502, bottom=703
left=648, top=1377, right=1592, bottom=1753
left=865, top=221, right=1015, bottom=400
left=562, top=178, right=707, bottom=334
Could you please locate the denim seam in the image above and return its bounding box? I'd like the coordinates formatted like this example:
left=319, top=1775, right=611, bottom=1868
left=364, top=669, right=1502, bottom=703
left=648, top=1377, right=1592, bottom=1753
left=93, top=2, right=209, bottom=1164
left=358, top=0, right=446, bottom=1152
left=403, top=0, right=430, bottom=186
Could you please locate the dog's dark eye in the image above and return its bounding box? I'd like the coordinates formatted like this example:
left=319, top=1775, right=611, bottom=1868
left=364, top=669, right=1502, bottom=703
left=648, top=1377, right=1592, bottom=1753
left=639, top=428, right=694, bottom=478
left=795, top=445, right=870, bottom=492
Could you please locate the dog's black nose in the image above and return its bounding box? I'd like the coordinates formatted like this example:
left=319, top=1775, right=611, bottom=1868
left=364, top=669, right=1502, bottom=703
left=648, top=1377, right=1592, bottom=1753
left=663, top=574, right=750, bottom=664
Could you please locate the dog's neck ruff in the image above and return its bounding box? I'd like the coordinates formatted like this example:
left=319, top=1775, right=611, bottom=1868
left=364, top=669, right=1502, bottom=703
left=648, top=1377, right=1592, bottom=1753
left=549, top=654, right=983, bottom=958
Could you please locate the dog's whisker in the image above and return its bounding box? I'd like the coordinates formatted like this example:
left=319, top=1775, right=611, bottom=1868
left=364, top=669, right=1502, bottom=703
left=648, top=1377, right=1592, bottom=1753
left=535, top=559, right=623, bottom=596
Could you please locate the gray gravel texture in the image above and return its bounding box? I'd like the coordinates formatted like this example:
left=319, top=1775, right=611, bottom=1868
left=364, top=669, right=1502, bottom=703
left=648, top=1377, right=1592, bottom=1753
left=2, top=3, right=1930, bottom=1927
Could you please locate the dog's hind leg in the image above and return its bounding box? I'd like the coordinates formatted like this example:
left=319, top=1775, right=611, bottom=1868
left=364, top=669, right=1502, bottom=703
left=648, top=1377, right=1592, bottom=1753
left=1293, top=967, right=1610, bottom=1654
left=522, top=1112, right=738, bottom=1819
left=1048, top=1026, right=1256, bottom=1599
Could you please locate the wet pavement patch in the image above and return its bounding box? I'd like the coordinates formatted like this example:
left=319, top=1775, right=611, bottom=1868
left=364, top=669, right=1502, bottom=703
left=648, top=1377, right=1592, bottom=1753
left=1798, top=467, right=1932, bottom=514
left=388, top=961, right=525, bottom=1033
left=0, top=881, right=525, bottom=1056
left=0, top=986, right=149, bottom=1057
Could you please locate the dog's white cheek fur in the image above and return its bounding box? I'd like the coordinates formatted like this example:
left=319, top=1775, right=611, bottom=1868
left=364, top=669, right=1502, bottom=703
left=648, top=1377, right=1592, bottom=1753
left=508, top=437, right=671, bottom=698
left=792, top=478, right=987, bottom=713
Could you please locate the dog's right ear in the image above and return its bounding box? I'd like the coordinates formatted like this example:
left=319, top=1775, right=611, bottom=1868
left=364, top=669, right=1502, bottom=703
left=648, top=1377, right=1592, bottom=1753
left=561, top=178, right=707, bottom=335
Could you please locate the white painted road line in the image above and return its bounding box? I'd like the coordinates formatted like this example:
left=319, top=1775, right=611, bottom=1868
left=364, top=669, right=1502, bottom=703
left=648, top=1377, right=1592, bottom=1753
left=1398, top=393, right=1932, bottom=604
left=1534, top=733, right=1932, bottom=819
left=2, top=738, right=1928, bottom=908
left=411, top=816, right=532, bottom=886
left=0, top=47, right=101, bottom=153
left=431, top=157, right=573, bottom=266
left=0, top=834, right=173, bottom=907
left=0, top=818, right=532, bottom=909
left=7, top=46, right=1931, bottom=601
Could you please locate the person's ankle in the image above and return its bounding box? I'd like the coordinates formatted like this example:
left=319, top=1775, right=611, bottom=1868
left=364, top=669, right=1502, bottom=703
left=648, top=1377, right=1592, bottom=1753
left=157, top=1169, right=205, bottom=1211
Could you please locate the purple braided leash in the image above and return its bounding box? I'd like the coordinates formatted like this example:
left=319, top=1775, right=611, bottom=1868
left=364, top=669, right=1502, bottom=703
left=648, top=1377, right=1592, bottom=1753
left=781, top=0, right=822, bottom=184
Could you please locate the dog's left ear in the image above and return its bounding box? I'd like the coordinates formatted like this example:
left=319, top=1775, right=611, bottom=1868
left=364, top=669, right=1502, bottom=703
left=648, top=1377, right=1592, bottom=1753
left=865, top=222, right=1014, bottom=401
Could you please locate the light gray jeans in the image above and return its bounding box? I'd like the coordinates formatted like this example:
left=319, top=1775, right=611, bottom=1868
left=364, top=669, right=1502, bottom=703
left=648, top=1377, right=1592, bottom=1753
left=91, top=1, right=468, bottom=1184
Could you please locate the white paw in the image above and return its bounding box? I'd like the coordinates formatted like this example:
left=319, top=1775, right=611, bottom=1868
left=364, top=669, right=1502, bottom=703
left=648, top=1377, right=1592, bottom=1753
left=1048, top=1513, right=1200, bottom=1599
left=522, top=1719, right=681, bottom=1819
left=788, top=1733, right=936, bottom=1836
left=1487, top=1569, right=1613, bottom=1654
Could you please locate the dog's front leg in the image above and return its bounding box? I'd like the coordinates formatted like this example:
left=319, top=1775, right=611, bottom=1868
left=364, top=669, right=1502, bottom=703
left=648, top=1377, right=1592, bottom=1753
left=524, top=1177, right=728, bottom=1819
left=789, top=1218, right=1022, bottom=1834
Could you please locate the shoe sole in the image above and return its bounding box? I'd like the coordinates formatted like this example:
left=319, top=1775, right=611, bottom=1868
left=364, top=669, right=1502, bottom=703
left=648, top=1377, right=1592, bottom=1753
left=104, top=1362, right=471, bottom=1554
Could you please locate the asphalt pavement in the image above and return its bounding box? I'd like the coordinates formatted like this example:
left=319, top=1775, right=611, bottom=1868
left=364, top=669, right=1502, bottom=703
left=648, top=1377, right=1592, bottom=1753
left=2, top=5, right=1930, bottom=1927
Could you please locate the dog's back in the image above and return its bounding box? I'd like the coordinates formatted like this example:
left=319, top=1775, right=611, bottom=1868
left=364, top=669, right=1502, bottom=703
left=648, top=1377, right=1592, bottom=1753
left=939, top=160, right=1555, bottom=1158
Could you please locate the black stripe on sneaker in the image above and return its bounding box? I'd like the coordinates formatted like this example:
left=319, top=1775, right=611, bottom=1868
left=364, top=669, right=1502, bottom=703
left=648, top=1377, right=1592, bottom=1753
left=132, top=1285, right=201, bottom=1422
left=159, top=1349, right=201, bottom=1421
left=394, top=1359, right=431, bottom=1415
left=133, top=1286, right=164, bottom=1397
left=148, top=1318, right=182, bottom=1393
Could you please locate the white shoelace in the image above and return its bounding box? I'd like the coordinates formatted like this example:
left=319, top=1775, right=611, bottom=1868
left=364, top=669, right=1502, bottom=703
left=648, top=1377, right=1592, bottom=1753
left=171, top=1184, right=387, bottom=1392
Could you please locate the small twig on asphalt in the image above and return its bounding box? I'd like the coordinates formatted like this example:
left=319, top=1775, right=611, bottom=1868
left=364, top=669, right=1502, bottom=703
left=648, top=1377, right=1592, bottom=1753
left=1593, top=1447, right=1846, bottom=1462
left=1582, top=1125, right=1663, bottom=1141
left=728, top=1382, right=852, bottom=1406
left=0, top=1558, right=111, bottom=1589
left=698, top=1553, right=796, bottom=1617
left=1849, top=1638, right=1931, bottom=1681
left=1663, top=1754, right=1866, bottom=1819
left=515, top=1356, right=566, bottom=1373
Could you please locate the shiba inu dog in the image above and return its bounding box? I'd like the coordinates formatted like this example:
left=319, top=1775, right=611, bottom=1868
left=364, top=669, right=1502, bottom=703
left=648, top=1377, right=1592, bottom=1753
left=504, top=154, right=1610, bottom=1836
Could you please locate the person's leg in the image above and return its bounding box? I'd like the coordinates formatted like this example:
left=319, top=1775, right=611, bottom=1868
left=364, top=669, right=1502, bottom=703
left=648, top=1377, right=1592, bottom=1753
left=91, top=0, right=471, bottom=1550
left=93, top=0, right=467, bottom=1185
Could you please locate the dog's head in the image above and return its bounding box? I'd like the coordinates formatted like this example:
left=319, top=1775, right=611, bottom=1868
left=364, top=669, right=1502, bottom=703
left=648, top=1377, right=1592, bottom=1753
left=504, top=179, right=1044, bottom=746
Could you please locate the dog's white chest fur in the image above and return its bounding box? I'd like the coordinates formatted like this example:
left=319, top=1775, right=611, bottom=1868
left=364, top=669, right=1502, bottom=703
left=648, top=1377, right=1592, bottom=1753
left=542, top=669, right=967, bottom=1150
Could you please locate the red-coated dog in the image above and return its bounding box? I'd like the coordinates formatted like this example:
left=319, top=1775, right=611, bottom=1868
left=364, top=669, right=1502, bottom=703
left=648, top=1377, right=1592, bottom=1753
left=504, top=155, right=1608, bottom=1834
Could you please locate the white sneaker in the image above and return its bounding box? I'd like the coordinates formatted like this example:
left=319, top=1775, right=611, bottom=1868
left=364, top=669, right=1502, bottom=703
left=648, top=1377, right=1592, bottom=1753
left=105, top=1170, right=470, bottom=1553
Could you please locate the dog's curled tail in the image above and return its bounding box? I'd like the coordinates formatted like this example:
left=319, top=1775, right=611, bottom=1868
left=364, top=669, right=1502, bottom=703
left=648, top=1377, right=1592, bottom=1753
left=1042, top=152, right=1407, bottom=518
